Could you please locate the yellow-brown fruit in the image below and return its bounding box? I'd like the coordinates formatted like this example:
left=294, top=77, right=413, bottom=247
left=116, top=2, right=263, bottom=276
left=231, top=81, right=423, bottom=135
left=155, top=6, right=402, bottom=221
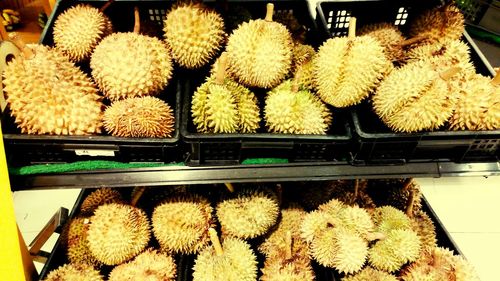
left=90, top=33, right=173, bottom=101
left=449, top=74, right=500, bottom=130
left=216, top=188, right=280, bottom=239
left=261, top=242, right=314, bottom=281
left=103, top=96, right=175, bottom=137
left=3, top=44, right=103, bottom=135
left=409, top=3, right=464, bottom=44
left=65, top=217, right=102, bottom=268
left=80, top=188, right=123, bottom=215
left=314, top=35, right=390, bottom=107
left=259, top=207, right=307, bottom=256
left=43, top=263, right=103, bottom=281
left=191, top=78, right=260, bottom=133
left=265, top=80, right=332, bottom=134
left=193, top=237, right=257, bottom=281
left=401, top=247, right=480, bottom=281
left=368, top=229, right=421, bottom=272
left=405, top=40, right=475, bottom=79
left=164, top=3, right=225, bottom=69
left=53, top=4, right=112, bottom=63
left=342, top=266, right=398, bottom=281
left=338, top=205, right=375, bottom=238
left=312, top=227, right=368, bottom=274
left=226, top=4, right=293, bottom=88
left=298, top=180, right=353, bottom=210
left=152, top=194, right=214, bottom=254
left=411, top=211, right=437, bottom=251
left=372, top=60, right=457, bottom=132
left=294, top=59, right=316, bottom=91
left=108, top=249, right=176, bottom=281
left=291, top=43, right=315, bottom=72
left=300, top=210, right=333, bottom=243
left=371, top=206, right=412, bottom=234
left=358, top=22, right=406, bottom=62
left=86, top=203, right=150, bottom=265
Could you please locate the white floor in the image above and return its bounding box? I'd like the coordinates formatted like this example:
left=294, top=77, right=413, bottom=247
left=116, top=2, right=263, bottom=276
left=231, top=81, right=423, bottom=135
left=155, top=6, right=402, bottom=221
left=11, top=176, right=500, bottom=280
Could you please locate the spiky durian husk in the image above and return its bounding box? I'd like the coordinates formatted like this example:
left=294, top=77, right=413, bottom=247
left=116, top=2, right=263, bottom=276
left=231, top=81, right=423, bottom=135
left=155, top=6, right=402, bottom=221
left=265, top=80, right=332, bottom=134
left=409, top=3, right=464, bottom=44
left=386, top=181, right=422, bottom=215
left=274, top=10, right=306, bottom=43
left=372, top=60, right=456, bottom=132
left=90, top=33, right=173, bottom=101
left=226, top=80, right=261, bottom=133
left=164, top=3, right=225, bottom=69
left=298, top=180, right=352, bottom=210
left=80, top=188, right=123, bottom=215
left=294, top=59, right=316, bottom=91
left=216, top=189, right=280, bottom=239
left=339, top=205, right=375, bottom=238
left=192, top=237, right=257, bottom=281
left=401, top=247, right=480, bottom=281
left=64, top=217, right=102, bottom=268
left=411, top=211, right=437, bottom=251
left=358, top=22, right=405, bottom=62
left=371, top=206, right=412, bottom=234
left=53, top=4, right=112, bottom=63
left=300, top=210, right=333, bottom=243
left=314, top=36, right=390, bottom=107
left=3, top=45, right=103, bottom=135
left=259, top=207, right=307, bottom=256
left=291, top=43, right=315, bottom=72
left=44, top=263, right=103, bottom=281
left=103, top=96, right=175, bottom=137
left=312, top=228, right=368, bottom=274
left=261, top=258, right=315, bottom=281
left=206, top=84, right=238, bottom=133
left=342, top=266, right=398, bottom=281
left=449, top=74, right=500, bottom=130
left=368, top=229, right=421, bottom=272
left=226, top=19, right=293, bottom=88
left=86, top=203, right=150, bottom=265
left=132, top=185, right=188, bottom=215
left=152, top=195, right=214, bottom=254
left=108, top=249, right=176, bottom=281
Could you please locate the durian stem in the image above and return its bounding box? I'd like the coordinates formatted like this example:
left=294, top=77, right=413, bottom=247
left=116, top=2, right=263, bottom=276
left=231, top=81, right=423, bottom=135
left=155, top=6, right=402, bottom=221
left=353, top=179, right=359, bottom=200
left=133, top=6, right=141, bottom=34
left=348, top=17, right=357, bottom=39
left=366, top=232, right=386, bottom=242
left=402, top=178, right=413, bottom=190
left=492, top=69, right=500, bottom=86
left=130, top=186, right=146, bottom=206
left=8, top=33, right=34, bottom=59
left=208, top=228, right=224, bottom=256
left=285, top=231, right=293, bottom=260
left=215, top=53, right=228, bottom=85
left=292, top=71, right=301, bottom=93
left=406, top=188, right=416, bottom=218
left=400, top=34, right=428, bottom=48
left=99, top=0, right=115, bottom=13
left=439, top=67, right=462, bottom=81
left=224, top=183, right=235, bottom=193
left=276, top=183, right=283, bottom=207
left=265, top=3, right=274, bottom=22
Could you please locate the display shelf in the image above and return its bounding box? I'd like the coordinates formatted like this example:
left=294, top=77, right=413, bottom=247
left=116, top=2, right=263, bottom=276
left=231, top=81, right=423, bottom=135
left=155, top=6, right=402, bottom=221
left=9, top=160, right=500, bottom=190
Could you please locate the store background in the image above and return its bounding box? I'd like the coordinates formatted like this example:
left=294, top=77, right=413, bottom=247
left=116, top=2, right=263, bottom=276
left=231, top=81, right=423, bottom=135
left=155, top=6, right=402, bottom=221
left=4, top=0, right=500, bottom=280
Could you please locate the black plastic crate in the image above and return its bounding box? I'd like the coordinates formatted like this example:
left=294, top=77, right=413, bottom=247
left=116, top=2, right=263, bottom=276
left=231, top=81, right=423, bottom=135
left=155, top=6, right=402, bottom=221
left=315, top=0, right=499, bottom=164
left=181, top=72, right=353, bottom=165
left=2, top=0, right=185, bottom=166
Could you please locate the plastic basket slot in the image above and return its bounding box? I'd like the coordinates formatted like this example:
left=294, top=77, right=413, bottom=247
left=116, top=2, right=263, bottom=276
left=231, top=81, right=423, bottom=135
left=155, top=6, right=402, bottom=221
left=394, top=7, right=409, bottom=26
left=148, top=9, right=166, bottom=24
left=456, top=0, right=489, bottom=22
left=326, top=9, right=351, bottom=36
left=295, top=144, right=328, bottom=160
left=469, top=139, right=499, bottom=153
left=129, top=151, right=162, bottom=162
left=202, top=143, right=238, bottom=160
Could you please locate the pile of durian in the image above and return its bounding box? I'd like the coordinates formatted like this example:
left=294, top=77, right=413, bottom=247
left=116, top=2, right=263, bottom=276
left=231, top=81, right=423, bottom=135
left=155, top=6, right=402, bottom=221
left=43, top=179, right=480, bottom=281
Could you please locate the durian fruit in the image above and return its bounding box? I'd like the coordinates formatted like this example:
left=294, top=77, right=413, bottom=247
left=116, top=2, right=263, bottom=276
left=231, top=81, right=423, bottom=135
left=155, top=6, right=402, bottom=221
left=265, top=80, right=332, bottom=134
left=411, top=210, right=437, bottom=251
left=91, top=8, right=173, bottom=101
left=336, top=179, right=376, bottom=208
left=300, top=209, right=334, bottom=243
left=370, top=206, right=413, bottom=234
left=53, top=4, right=112, bottom=63
left=80, top=188, right=123, bottom=215
left=86, top=203, right=150, bottom=265
left=368, top=228, right=421, bottom=272
left=108, top=249, right=176, bottom=281
left=313, top=17, right=390, bottom=107
left=226, top=3, right=293, bottom=88
left=43, top=263, right=103, bottom=281
left=298, top=180, right=353, bottom=210
left=64, top=217, right=102, bottom=268
left=449, top=73, right=500, bottom=130
left=291, top=43, right=315, bottom=73
left=409, top=3, right=464, bottom=44
left=366, top=179, right=422, bottom=215
left=342, top=266, right=398, bottom=281
left=103, top=96, right=175, bottom=137
left=192, top=228, right=257, bottom=281
left=192, top=53, right=260, bottom=133
left=216, top=186, right=280, bottom=239
left=290, top=43, right=316, bottom=91
left=372, top=60, right=461, bottom=132
left=358, top=22, right=406, bottom=62
left=401, top=247, right=480, bottom=281
left=152, top=194, right=214, bottom=254
left=294, top=59, right=316, bottom=91
left=3, top=40, right=103, bottom=135
left=163, top=3, right=225, bottom=69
